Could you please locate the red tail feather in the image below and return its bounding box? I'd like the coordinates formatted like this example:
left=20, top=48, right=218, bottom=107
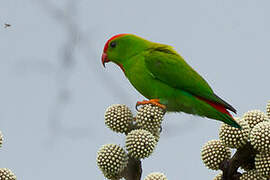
left=196, top=96, right=233, bottom=118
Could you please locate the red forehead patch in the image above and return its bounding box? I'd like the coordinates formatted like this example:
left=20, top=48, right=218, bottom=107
left=103, top=33, right=128, bottom=52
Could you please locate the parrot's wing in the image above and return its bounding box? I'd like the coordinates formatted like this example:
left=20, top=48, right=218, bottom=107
left=144, top=46, right=236, bottom=113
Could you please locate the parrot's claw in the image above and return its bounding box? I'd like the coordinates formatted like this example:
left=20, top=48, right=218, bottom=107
left=135, top=99, right=166, bottom=111
left=135, top=103, right=140, bottom=111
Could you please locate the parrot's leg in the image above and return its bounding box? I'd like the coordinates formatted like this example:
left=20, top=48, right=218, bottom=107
left=136, top=99, right=166, bottom=110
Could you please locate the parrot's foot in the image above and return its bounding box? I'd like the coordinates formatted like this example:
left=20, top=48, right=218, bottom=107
left=136, top=99, right=166, bottom=110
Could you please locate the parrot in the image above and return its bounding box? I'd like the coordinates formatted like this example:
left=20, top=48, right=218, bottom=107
left=101, top=34, right=240, bottom=129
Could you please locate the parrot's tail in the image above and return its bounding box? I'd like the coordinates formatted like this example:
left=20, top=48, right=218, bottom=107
left=196, top=96, right=241, bottom=129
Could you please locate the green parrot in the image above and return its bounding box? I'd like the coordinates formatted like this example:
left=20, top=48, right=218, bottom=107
left=102, top=34, right=240, bottom=128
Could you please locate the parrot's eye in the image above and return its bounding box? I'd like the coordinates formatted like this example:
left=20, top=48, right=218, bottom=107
left=110, top=41, right=116, bottom=48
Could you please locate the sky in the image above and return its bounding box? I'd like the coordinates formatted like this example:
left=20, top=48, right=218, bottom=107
left=0, top=0, right=269, bottom=179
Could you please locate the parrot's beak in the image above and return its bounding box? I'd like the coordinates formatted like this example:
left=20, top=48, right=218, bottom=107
left=102, top=53, right=110, bottom=67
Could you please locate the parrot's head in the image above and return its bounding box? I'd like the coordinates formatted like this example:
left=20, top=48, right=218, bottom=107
left=102, top=34, right=151, bottom=72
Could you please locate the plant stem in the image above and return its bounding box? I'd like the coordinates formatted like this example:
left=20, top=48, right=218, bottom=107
left=220, top=142, right=257, bottom=180
left=122, top=156, right=142, bottom=180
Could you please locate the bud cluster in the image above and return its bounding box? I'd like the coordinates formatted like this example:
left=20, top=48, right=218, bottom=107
left=0, top=131, right=17, bottom=180
left=201, top=100, right=270, bottom=179
left=144, top=172, right=168, bottom=180
left=97, top=104, right=166, bottom=179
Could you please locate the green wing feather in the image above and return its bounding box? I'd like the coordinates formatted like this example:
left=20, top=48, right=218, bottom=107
left=144, top=45, right=236, bottom=113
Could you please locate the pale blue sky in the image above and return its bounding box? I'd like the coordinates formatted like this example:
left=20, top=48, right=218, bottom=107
left=0, top=0, right=269, bottom=179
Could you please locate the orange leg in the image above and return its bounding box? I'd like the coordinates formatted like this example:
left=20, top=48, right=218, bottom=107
left=136, top=99, right=166, bottom=110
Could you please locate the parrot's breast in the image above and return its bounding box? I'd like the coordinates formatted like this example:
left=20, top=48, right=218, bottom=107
left=123, top=54, right=174, bottom=100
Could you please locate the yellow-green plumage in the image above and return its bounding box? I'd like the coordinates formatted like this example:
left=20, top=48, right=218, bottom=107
left=102, top=34, right=240, bottom=128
